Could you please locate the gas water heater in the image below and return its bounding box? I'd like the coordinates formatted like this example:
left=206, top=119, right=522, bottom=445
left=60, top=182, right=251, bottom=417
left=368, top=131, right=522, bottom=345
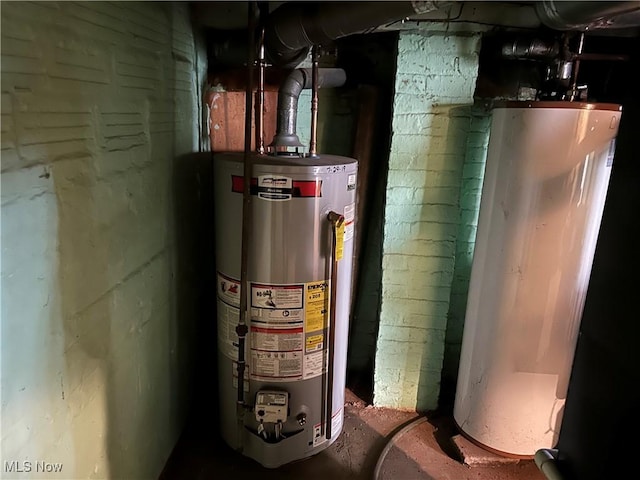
left=454, top=102, right=622, bottom=456
left=214, top=152, right=357, bottom=467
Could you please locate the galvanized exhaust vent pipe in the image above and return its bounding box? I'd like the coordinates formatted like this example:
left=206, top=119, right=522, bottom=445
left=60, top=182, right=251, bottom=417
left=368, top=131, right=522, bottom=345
left=270, top=67, right=347, bottom=149
left=265, top=1, right=450, bottom=67
left=535, top=0, right=640, bottom=30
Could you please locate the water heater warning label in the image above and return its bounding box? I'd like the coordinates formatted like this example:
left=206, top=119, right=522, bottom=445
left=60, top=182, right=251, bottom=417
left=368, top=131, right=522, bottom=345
left=306, top=334, right=324, bottom=352
left=303, top=349, right=326, bottom=379
left=217, top=299, right=240, bottom=360
left=313, top=408, right=344, bottom=447
left=250, top=282, right=305, bottom=381
left=216, top=271, right=242, bottom=361
left=344, top=203, right=355, bottom=243
left=217, top=272, right=240, bottom=307
left=252, top=283, right=303, bottom=310
left=251, top=326, right=303, bottom=351
left=347, top=174, right=356, bottom=191
left=247, top=280, right=331, bottom=382
left=305, top=281, right=329, bottom=333
left=251, top=351, right=303, bottom=379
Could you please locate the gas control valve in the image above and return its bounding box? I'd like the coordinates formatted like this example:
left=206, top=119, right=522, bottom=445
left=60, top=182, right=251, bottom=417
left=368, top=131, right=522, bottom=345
left=254, top=390, right=289, bottom=424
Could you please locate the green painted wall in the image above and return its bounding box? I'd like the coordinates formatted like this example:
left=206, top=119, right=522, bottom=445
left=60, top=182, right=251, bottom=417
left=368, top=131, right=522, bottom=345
left=1, top=2, right=205, bottom=478
left=441, top=110, right=491, bottom=402
left=373, top=32, right=483, bottom=411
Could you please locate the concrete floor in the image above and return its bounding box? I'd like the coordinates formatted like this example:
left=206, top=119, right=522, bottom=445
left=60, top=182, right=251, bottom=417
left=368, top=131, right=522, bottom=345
left=159, top=390, right=545, bottom=480
left=160, top=389, right=545, bottom=480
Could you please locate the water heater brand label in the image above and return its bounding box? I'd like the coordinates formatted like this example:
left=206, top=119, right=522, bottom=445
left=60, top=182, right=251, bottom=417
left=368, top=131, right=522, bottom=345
left=257, top=175, right=293, bottom=201
left=231, top=175, right=322, bottom=198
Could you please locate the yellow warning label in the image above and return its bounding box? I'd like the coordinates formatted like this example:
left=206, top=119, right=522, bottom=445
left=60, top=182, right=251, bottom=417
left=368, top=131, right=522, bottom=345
left=305, top=281, right=329, bottom=333
left=306, top=334, right=324, bottom=353
left=335, top=221, right=344, bottom=261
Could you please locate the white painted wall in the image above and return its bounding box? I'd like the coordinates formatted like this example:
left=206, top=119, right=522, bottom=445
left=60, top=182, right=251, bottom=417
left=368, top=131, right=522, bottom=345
left=1, top=2, right=206, bottom=478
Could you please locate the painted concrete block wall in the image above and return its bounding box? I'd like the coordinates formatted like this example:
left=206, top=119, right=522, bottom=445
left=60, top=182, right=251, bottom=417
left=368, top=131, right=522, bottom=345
left=374, top=32, right=481, bottom=411
left=1, top=2, right=204, bottom=478
left=442, top=111, right=491, bottom=387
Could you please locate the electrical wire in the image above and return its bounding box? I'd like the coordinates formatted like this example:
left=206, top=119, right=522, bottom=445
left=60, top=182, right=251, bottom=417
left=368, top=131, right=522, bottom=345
left=372, top=416, right=429, bottom=480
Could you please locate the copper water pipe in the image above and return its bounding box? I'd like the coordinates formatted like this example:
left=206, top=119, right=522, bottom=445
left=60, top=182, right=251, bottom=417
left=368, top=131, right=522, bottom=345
left=309, top=45, right=319, bottom=157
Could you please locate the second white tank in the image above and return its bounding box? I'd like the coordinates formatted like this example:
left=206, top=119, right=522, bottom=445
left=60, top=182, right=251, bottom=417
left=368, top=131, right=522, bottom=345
left=454, top=102, right=622, bottom=456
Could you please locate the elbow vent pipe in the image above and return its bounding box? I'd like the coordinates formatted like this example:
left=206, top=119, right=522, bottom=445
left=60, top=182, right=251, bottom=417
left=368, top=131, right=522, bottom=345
left=270, top=67, right=347, bottom=149
left=265, top=1, right=449, bottom=67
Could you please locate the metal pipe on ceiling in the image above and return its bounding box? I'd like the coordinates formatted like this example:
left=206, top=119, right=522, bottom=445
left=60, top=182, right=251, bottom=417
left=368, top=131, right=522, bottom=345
left=264, top=1, right=451, bottom=67
left=535, top=0, right=640, bottom=30
left=500, top=37, right=560, bottom=60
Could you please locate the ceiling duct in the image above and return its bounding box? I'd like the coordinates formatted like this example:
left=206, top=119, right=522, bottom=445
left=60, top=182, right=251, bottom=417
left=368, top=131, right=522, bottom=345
left=264, top=1, right=451, bottom=66
left=535, top=0, right=640, bottom=30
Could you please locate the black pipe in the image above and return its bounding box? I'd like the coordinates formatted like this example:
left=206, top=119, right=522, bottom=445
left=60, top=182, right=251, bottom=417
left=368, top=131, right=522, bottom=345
left=237, top=3, right=258, bottom=430
left=270, top=67, right=347, bottom=149
left=572, top=52, right=630, bottom=62
left=209, top=29, right=251, bottom=69
left=264, top=1, right=447, bottom=67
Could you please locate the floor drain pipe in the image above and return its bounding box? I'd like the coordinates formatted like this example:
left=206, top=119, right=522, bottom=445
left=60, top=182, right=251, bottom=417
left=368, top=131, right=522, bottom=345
left=535, top=449, right=565, bottom=480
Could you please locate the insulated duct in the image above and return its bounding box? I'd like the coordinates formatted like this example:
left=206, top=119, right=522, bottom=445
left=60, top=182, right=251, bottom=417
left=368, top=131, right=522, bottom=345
left=535, top=0, right=640, bottom=30
left=265, top=1, right=450, bottom=66
left=270, top=67, right=347, bottom=148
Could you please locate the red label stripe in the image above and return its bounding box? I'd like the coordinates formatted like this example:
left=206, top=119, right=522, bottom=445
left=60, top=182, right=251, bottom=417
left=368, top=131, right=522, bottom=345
left=231, top=175, right=322, bottom=197
left=252, top=283, right=302, bottom=290
left=251, top=327, right=303, bottom=334
left=231, top=176, right=257, bottom=193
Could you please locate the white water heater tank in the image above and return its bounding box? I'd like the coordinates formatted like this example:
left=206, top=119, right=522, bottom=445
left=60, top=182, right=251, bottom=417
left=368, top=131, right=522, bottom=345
left=454, top=102, right=622, bottom=456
